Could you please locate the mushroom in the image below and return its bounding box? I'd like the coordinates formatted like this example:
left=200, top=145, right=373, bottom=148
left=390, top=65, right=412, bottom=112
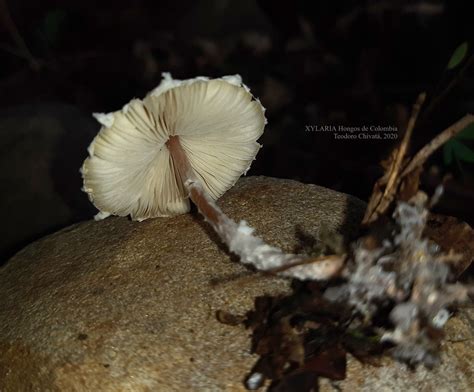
left=82, top=73, right=343, bottom=280
left=82, top=73, right=265, bottom=221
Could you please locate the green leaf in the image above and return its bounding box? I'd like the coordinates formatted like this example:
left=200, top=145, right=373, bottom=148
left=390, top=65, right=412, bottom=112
left=455, top=123, right=474, bottom=140
left=450, top=139, right=474, bottom=163
left=447, top=42, right=469, bottom=70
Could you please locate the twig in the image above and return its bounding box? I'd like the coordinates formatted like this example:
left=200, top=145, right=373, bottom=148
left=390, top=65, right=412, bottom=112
left=384, top=92, right=426, bottom=196
left=267, top=254, right=346, bottom=275
left=402, top=114, right=474, bottom=177
left=363, top=93, right=426, bottom=224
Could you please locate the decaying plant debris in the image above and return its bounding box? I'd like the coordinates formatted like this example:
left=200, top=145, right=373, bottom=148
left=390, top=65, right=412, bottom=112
left=217, top=100, right=474, bottom=391
left=218, top=191, right=473, bottom=391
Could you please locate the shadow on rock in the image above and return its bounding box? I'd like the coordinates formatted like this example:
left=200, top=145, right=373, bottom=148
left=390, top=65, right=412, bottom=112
left=0, top=103, right=98, bottom=264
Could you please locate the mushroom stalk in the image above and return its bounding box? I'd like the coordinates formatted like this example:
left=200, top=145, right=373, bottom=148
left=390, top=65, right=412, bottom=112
left=166, top=136, right=344, bottom=281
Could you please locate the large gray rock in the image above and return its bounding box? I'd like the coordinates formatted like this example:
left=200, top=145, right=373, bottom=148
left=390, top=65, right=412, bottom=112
left=1, top=176, right=470, bottom=391
left=0, top=177, right=364, bottom=391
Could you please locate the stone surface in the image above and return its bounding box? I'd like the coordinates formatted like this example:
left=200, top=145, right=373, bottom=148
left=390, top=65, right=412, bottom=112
left=0, top=176, right=472, bottom=391
left=0, top=103, right=98, bottom=263
left=0, top=176, right=365, bottom=391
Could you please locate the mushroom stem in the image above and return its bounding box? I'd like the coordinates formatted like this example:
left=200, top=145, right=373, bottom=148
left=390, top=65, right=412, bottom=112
left=166, top=136, right=344, bottom=281
left=167, top=136, right=220, bottom=226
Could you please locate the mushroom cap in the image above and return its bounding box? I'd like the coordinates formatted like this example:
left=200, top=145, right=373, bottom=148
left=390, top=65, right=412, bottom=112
left=81, top=73, right=266, bottom=221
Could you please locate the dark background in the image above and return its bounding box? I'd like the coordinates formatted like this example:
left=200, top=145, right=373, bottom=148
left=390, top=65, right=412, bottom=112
left=1, top=0, right=473, bottom=262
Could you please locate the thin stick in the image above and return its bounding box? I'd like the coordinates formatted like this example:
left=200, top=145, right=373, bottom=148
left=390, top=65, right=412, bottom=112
left=166, top=136, right=344, bottom=281
left=268, top=254, right=346, bottom=275
left=402, top=114, right=474, bottom=177
left=384, top=92, right=426, bottom=196
left=167, top=135, right=221, bottom=226
left=363, top=93, right=426, bottom=224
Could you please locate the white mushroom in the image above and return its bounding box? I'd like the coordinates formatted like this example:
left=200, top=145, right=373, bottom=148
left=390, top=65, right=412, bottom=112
left=81, top=72, right=344, bottom=281
left=82, top=73, right=266, bottom=221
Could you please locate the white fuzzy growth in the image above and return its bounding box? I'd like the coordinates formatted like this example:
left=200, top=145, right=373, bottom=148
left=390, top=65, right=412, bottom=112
left=150, top=72, right=210, bottom=97
left=432, top=308, right=450, bottom=328
left=94, top=211, right=111, bottom=220
left=221, top=74, right=243, bottom=86
left=235, top=220, right=254, bottom=236
left=222, top=218, right=336, bottom=280
left=329, top=193, right=470, bottom=367
left=92, top=112, right=115, bottom=128
left=150, top=72, right=248, bottom=98
left=246, top=372, right=264, bottom=390
left=227, top=220, right=296, bottom=270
